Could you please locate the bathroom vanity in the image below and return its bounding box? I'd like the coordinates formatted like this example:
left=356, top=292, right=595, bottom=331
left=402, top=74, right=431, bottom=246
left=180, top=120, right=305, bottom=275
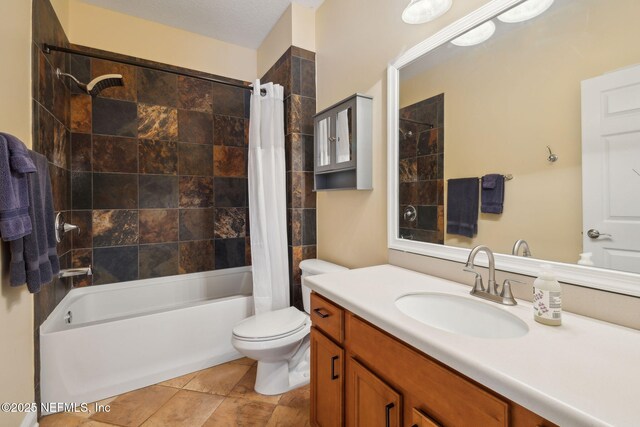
left=307, top=265, right=640, bottom=426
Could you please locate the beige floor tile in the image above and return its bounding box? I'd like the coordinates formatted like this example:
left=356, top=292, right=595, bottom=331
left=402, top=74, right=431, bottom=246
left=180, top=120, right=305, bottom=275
left=266, top=405, right=311, bottom=427
left=278, top=384, right=310, bottom=411
left=157, top=371, right=199, bottom=389
left=81, top=421, right=119, bottom=427
left=229, top=366, right=281, bottom=405
left=141, top=389, right=224, bottom=427
left=203, top=397, right=276, bottom=427
left=184, top=363, right=251, bottom=396
left=40, top=412, right=115, bottom=427
left=90, top=385, right=178, bottom=427
left=40, top=413, right=88, bottom=427
left=229, top=357, right=256, bottom=366
left=70, top=396, right=117, bottom=419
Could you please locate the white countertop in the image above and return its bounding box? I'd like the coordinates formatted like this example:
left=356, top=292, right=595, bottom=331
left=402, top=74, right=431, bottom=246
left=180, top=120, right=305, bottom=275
left=305, top=264, right=640, bottom=427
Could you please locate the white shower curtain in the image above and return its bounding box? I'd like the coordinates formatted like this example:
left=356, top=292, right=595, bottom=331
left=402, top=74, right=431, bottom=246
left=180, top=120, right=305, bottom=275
left=248, top=80, right=290, bottom=314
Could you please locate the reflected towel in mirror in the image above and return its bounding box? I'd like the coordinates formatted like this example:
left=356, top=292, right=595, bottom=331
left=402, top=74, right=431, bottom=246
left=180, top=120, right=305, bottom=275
left=446, top=177, right=479, bottom=238
left=481, top=174, right=505, bottom=214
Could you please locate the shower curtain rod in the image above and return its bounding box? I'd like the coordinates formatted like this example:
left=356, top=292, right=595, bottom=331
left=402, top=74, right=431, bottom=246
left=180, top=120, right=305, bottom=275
left=42, top=44, right=266, bottom=95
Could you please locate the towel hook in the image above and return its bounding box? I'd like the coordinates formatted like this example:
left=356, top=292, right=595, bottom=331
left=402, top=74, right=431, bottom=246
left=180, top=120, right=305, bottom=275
left=546, top=146, right=558, bottom=163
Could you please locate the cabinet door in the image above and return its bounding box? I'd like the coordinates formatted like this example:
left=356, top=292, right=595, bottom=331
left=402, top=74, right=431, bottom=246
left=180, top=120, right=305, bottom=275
left=315, top=115, right=333, bottom=172
left=346, top=358, right=401, bottom=427
left=311, top=327, right=344, bottom=427
left=333, top=104, right=356, bottom=170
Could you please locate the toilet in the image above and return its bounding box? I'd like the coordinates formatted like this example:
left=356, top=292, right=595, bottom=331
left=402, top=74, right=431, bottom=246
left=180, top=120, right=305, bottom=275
left=231, top=259, right=348, bottom=395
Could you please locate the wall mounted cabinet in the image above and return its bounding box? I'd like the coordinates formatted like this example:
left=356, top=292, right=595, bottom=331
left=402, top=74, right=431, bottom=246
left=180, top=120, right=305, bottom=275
left=314, top=94, right=372, bottom=190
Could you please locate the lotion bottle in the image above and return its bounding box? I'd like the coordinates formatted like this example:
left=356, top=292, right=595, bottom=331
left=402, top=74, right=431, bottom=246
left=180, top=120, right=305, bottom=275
left=532, top=264, right=562, bottom=326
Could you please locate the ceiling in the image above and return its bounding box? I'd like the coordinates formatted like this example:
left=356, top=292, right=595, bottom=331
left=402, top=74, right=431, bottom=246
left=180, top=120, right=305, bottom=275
left=80, top=0, right=325, bottom=49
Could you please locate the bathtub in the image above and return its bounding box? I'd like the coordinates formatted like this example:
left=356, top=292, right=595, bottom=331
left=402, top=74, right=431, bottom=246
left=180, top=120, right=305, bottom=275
left=40, top=267, right=253, bottom=413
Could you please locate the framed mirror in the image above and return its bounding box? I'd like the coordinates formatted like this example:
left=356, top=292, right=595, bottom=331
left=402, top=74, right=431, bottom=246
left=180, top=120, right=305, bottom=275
left=387, top=0, right=640, bottom=296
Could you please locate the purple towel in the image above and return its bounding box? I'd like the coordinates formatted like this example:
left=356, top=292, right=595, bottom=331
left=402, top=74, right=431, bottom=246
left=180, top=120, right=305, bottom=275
left=481, top=174, right=505, bottom=214
left=0, top=133, right=36, bottom=241
left=9, top=151, right=59, bottom=293
left=446, top=178, right=479, bottom=238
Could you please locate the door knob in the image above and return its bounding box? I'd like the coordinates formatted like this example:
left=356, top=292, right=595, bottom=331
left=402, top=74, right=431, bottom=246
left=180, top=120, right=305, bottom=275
left=587, top=229, right=612, bottom=239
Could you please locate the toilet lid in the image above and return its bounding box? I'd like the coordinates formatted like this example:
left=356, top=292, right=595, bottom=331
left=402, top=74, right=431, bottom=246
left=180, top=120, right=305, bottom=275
left=233, top=307, right=307, bottom=340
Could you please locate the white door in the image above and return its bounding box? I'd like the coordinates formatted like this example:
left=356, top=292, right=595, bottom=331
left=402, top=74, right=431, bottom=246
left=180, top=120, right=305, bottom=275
left=581, top=64, right=640, bottom=273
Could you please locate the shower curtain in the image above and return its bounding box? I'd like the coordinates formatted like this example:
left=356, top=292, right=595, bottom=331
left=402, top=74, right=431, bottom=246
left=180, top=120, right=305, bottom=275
left=248, top=80, right=290, bottom=314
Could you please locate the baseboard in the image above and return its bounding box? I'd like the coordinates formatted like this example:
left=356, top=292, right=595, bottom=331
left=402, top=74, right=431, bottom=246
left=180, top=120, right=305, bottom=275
left=20, top=411, right=38, bottom=427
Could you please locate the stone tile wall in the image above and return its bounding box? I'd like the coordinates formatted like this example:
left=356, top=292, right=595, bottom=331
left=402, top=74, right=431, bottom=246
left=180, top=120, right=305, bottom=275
left=398, top=94, right=445, bottom=244
left=66, top=51, right=252, bottom=285
left=262, top=47, right=317, bottom=308
left=31, top=0, right=73, bottom=409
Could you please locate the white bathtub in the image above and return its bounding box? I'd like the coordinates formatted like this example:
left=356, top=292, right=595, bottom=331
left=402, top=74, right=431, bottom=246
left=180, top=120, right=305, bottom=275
left=40, top=267, right=253, bottom=413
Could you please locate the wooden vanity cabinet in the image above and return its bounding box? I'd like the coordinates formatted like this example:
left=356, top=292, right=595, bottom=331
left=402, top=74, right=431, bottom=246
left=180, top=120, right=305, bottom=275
left=310, top=292, right=557, bottom=427
left=311, top=328, right=344, bottom=427
left=346, top=357, right=401, bottom=427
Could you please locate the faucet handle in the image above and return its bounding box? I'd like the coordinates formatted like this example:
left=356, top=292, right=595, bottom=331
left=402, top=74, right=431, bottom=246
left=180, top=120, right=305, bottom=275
left=500, top=278, right=526, bottom=305
left=463, top=267, right=484, bottom=293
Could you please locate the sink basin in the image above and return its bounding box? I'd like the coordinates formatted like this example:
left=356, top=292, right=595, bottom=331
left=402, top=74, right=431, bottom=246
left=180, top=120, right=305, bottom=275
left=395, top=293, right=529, bottom=339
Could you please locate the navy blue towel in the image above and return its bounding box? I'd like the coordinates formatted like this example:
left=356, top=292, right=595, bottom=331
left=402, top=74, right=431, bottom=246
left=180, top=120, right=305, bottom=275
left=446, top=178, right=479, bottom=238
left=0, top=133, right=36, bottom=241
left=9, top=151, right=60, bottom=293
left=481, top=174, right=505, bottom=214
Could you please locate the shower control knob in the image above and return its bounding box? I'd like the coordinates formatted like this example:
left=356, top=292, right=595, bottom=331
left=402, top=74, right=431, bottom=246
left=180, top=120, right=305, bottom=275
left=403, top=205, right=417, bottom=222
left=587, top=229, right=612, bottom=239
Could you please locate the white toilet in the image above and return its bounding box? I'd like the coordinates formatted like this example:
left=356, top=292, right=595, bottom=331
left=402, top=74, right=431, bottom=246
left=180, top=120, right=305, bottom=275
left=231, top=259, right=347, bottom=395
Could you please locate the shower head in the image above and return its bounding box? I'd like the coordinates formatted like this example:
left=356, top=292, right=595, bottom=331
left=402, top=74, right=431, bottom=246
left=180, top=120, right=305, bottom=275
left=56, top=68, right=124, bottom=97
left=84, top=74, right=125, bottom=96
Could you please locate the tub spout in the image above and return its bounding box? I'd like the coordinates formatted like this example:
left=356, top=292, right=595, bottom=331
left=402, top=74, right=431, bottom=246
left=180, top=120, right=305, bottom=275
left=58, top=267, right=92, bottom=278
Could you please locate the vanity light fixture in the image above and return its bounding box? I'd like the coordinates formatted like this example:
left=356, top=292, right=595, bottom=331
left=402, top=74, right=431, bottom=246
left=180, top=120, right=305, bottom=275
left=451, top=20, right=496, bottom=46
left=498, top=0, right=555, bottom=23
left=402, top=0, right=453, bottom=24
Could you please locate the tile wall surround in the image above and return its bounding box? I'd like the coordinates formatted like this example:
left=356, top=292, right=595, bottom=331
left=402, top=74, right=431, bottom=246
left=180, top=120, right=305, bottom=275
left=67, top=48, right=252, bottom=286
left=261, top=47, right=317, bottom=309
left=32, top=0, right=73, bottom=410
left=398, top=94, right=445, bottom=244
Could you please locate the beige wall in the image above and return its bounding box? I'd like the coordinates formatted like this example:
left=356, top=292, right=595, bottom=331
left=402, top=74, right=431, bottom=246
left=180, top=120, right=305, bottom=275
left=50, top=0, right=70, bottom=31
left=257, top=5, right=293, bottom=78
left=257, top=3, right=316, bottom=78
left=59, top=0, right=257, bottom=82
left=315, top=0, right=492, bottom=268
left=400, top=0, right=640, bottom=263
left=0, top=0, right=35, bottom=425
left=291, top=3, right=315, bottom=54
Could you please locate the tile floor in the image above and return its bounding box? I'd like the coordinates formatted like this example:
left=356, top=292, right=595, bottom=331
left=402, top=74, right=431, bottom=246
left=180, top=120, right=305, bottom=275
left=40, top=358, right=311, bottom=427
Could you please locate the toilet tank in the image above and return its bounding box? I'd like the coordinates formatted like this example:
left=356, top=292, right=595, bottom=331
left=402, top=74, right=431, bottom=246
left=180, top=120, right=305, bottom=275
left=299, top=259, right=348, bottom=314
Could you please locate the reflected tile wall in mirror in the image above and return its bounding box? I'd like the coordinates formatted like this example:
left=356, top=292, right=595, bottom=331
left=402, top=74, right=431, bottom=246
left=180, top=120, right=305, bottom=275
left=398, top=94, right=444, bottom=244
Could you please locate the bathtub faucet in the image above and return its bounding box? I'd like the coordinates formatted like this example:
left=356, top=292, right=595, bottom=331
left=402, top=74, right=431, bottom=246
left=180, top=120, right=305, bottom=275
left=58, top=267, right=93, bottom=279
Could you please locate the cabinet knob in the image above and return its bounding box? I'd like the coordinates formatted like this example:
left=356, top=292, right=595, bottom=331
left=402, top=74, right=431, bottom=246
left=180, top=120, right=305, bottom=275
left=328, top=136, right=336, bottom=142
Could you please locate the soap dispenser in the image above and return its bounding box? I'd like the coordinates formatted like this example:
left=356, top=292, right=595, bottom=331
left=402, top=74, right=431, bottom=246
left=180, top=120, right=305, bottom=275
left=532, top=264, right=562, bottom=326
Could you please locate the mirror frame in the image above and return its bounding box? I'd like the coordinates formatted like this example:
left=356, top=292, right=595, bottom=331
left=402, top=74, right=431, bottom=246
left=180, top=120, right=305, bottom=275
left=387, top=0, right=640, bottom=297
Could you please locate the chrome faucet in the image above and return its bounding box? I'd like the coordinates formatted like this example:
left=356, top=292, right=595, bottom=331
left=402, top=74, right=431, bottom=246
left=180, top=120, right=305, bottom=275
left=512, top=239, right=532, bottom=257
left=58, top=267, right=92, bottom=279
left=463, top=245, right=519, bottom=306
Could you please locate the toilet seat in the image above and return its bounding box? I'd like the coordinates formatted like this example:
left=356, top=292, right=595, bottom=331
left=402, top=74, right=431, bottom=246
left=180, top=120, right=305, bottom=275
left=233, top=306, right=308, bottom=342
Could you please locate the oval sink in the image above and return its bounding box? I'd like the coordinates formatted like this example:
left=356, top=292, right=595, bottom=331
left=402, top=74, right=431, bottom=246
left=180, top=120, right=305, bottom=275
left=395, top=293, right=529, bottom=339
